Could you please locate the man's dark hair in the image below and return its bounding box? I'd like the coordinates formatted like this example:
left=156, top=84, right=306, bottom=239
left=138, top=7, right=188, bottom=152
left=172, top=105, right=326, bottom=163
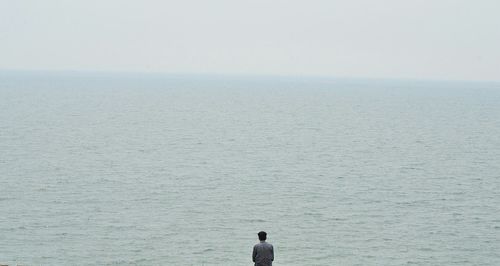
left=258, top=231, right=267, bottom=241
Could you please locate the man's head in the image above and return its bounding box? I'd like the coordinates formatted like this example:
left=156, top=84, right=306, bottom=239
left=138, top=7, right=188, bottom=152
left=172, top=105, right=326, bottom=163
left=258, top=231, right=267, bottom=241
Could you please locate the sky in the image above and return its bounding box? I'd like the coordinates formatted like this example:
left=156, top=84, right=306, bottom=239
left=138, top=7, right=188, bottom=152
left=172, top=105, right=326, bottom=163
left=1, top=0, right=500, bottom=81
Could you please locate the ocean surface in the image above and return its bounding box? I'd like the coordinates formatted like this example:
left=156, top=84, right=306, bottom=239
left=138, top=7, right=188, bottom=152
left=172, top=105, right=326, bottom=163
left=1, top=71, right=499, bottom=265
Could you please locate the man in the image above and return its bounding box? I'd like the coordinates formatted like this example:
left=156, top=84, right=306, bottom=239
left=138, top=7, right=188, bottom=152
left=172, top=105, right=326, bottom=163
left=252, top=231, right=274, bottom=266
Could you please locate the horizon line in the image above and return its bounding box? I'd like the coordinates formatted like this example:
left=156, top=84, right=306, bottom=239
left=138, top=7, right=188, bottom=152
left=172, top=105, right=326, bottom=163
left=1, top=68, right=499, bottom=84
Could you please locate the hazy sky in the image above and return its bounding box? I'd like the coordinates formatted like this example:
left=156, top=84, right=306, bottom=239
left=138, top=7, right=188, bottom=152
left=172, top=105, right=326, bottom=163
left=1, top=0, right=499, bottom=81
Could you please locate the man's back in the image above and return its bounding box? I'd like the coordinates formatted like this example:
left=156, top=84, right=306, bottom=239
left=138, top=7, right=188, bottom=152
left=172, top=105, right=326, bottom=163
left=252, top=241, right=274, bottom=266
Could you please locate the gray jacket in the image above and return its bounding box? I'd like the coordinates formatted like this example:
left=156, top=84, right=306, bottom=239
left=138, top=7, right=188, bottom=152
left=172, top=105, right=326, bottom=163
left=252, top=241, right=274, bottom=266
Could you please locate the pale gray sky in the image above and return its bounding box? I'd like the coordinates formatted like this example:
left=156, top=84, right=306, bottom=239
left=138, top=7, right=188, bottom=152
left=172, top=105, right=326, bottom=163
left=1, top=0, right=499, bottom=81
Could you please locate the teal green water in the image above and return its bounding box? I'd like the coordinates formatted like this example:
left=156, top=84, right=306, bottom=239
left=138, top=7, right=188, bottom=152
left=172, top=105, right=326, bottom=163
left=1, top=72, right=500, bottom=265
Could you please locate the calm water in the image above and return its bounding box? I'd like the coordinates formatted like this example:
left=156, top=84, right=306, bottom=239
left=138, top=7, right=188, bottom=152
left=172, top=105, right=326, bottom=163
left=1, top=72, right=500, bottom=265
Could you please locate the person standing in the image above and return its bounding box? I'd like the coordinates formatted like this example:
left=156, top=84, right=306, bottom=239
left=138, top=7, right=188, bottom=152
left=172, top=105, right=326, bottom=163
left=252, top=231, right=274, bottom=266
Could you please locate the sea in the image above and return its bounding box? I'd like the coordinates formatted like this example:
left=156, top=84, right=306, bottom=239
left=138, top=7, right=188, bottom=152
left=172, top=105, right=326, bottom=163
left=1, top=71, right=499, bottom=265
